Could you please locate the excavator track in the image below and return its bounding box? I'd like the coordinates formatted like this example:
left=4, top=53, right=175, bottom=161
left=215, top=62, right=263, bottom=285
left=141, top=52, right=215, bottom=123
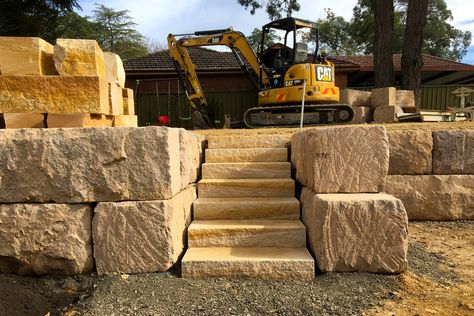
left=243, top=104, right=355, bottom=128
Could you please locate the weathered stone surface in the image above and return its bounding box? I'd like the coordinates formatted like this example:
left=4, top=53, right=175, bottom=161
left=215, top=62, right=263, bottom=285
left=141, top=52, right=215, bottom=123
left=396, top=90, right=415, bottom=110
left=93, top=185, right=196, bottom=275
left=188, top=220, right=306, bottom=247
left=0, top=76, right=109, bottom=114
left=103, top=52, right=126, bottom=87
left=48, top=113, right=113, bottom=128
left=198, top=179, right=294, bottom=198
left=0, top=127, right=180, bottom=203
left=340, top=89, right=372, bottom=106
left=180, top=129, right=204, bottom=189
left=194, top=197, right=300, bottom=220
left=3, top=113, right=45, bottom=128
left=208, top=134, right=291, bottom=148
left=202, top=162, right=291, bottom=179
left=182, top=247, right=314, bottom=280
left=122, top=88, right=135, bottom=115
left=109, top=83, right=124, bottom=115
left=371, top=87, right=396, bottom=108
left=205, top=148, right=288, bottom=163
left=384, top=175, right=474, bottom=220
left=373, top=105, right=404, bottom=123
left=54, top=39, right=105, bottom=77
left=291, top=126, right=389, bottom=193
left=0, top=203, right=93, bottom=275
left=432, top=130, right=474, bottom=174
left=388, top=130, right=433, bottom=175
left=351, top=106, right=373, bottom=124
left=0, top=37, right=57, bottom=75
left=301, top=188, right=408, bottom=273
left=113, top=115, right=138, bottom=127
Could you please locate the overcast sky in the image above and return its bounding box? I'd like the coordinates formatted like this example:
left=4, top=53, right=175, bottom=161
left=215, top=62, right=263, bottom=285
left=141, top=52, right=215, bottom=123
left=77, top=0, right=474, bottom=63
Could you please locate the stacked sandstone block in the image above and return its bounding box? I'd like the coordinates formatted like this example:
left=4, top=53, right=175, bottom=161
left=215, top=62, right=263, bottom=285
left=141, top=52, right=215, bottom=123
left=0, top=126, right=204, bottom=275
left=340, top=87, right=415, bottom=124
left=385, top=129, right=474, bottom=220
left=0, top=37, right=136, bottom=128
left=291, top=126, right=409, bottom=273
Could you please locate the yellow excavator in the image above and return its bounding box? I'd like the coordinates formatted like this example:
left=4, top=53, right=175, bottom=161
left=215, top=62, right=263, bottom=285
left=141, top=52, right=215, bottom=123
left=167, top=17, right=354, bottom=128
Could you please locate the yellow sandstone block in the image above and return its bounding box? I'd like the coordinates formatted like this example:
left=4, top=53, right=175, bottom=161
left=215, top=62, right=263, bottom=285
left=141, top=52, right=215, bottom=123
left=3, top=113, right=45, bottom=128
left=54, top=39, right=105, bottom=77
left=109, top=83, right=124, bottom=115
left=113, top=115, right=138, bottom=127
left=47, top=113, right=113, bottom=128
left=0, top=37, right=58, bottom=75
left=0, top=76, right=110, bottom=114
left=104, top=52, right=126, bottom=87
left=122, top=88, right=135, bottom=115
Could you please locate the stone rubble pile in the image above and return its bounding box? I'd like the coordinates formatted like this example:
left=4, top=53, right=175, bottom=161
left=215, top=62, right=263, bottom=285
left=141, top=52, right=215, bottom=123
left=0, top=37, right=137, bottom=128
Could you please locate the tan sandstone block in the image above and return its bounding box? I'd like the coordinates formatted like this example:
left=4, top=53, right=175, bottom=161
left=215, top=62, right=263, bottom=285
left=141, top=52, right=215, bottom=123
left=0, top=127, right=181, bottom=203
left=122, top=88, right=135, bottom=115
left=351, top=106, right=373, bottom=124
left=198, top=179, right=294, bottom=198
left=0, top=203, right=93, bottom=275
left=0, top=37, right=57, bottom=75
left=47, top=113, right=113, bottom=128
left=113, top=115, right=138, bottom=127
left=396, top=90, right=415, bottom=110
left=93, top=185, right=196, bottom=275
left=205, top=148, right=288, bottom=163
left=301, top=188, right=408, bottom=273
left=0, top=76, right=109, bottom=114
left=202, top=162, right=291, bottom=179
left=291, top=126, right=389, bottom=193
left=54, top=39, right=105, bottom=77
left=188, top=220, right=306, bottom=248
left=180, top=129, right=204, bottom=190
left=388, top=130, right=433, bottom=175
left=3, top=113, right=45, bottom=128
left=432, top=130, right=474, bottom=174
left=103, top=51, right=126, bottom=87
left=384, top=175, right=474, bottom=220
left=208, top=134, right=291, bottom=148
left=109, top=83, right=124, bottom=115
left=373, top=105, right=404, bottom=123
left=340, top=89, right=372, bottom=106
left=371, top=87, right=396, bottom=108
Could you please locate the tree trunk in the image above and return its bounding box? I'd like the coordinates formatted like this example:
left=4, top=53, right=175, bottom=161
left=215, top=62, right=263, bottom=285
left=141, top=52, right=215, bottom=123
left=370, top=0, right=395, bottom=87
left=401, top=0, right=429, bottom=111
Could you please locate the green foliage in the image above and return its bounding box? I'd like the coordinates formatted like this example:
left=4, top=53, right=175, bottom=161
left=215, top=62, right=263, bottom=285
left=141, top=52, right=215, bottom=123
left=246, top=28, right=282, bottom=52
left=238, top=0, right=300, bottom=20
left=56, top=12, right=98, bottom=40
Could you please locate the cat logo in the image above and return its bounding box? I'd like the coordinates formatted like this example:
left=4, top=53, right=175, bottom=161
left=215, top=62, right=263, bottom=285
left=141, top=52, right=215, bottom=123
left=316, top=66, right=333, bottom=82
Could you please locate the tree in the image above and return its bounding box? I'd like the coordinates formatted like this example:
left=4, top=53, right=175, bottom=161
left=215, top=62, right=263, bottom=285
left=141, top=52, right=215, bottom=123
left=246, top=28, right=282, bottom=52
left=56, top=12, right=98, bottom=40
left=237, top=0, right=300, bottom=20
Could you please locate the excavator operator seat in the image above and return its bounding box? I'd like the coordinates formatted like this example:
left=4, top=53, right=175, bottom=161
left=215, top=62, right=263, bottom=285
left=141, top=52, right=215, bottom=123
left=294, top=42, right=308, bottom=63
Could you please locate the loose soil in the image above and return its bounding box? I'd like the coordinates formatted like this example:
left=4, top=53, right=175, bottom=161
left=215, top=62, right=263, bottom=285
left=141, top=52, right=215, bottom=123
left=1, top=221, right=472, bottom=316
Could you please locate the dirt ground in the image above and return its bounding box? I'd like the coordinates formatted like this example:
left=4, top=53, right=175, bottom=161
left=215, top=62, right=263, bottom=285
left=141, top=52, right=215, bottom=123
left=0, top=221, right=472, bottom=316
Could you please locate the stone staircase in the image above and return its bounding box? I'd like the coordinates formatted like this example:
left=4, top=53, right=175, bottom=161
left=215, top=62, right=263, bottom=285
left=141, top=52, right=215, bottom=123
left=181, top=136, right=315, bottom=280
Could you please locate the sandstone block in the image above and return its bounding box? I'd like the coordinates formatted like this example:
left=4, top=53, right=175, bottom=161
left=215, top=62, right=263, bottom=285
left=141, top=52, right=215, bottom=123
left=193, top=197, right=300, bottom=220
left=205, top=148, right=288, bottom=163
left=432, top=130, right=474, bottom=174
left=93, top=185, right=196, bottom=275
left=340, top=89, right=372, bottom=106
left=180, top=129, right=205, bottom=190
left=0, top=127, right=180, bottom=203
left=371, top=87, right=396, bottom=108
left=3, top=113, right=45, bottom=128
left=0, top=37, right=57, bottom=75
left=291, top=126, right=389, bottom=193
left=182, top=247, right=314, bottom=280
left=384, top=175, right=474, bottom=220
left=54, top=39, right=105, bottom=77
left=373, top=105, right=404, bottom=123
left=301, top=188, right=408, bottom=273
left=202, top=162, right=291, bottom=179
left=0, top=76, right=109, bottom=114
left=188, top=220, right=306, bottom=248
left=388, top=130, right=432, bottom=175
left=113, top=115, right=138, bottom=127
left=109, top=83, right=124, bottom=115
left=396, top=90, right=415, bottom=110
left=198, top=179, right=294, bottom=198
left=351, top=106, right=373, bottom=124
left=0, top=203, right=93, bottom=275
left=208, top=134, right=291, bottom=148
left=103, top=51, right=126, bottom=87
left=122, top=88, right=135, bottom=115
left=47, top=113, right=113, bottom=128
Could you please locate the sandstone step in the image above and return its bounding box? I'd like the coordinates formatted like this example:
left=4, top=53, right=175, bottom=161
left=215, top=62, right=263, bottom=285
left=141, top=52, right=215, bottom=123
left=193, top=197, right=300, bottom=220
left=207, top=134, right=291, bottom=149
left=198, top=179, right=294, bottom=198
left=205, top=148, right=288, bottom=163
left=188, top=220, right=306, bottom=247
left=181, top=247, right=315, bottom=280
left=202, top=162, right=291, bottom=179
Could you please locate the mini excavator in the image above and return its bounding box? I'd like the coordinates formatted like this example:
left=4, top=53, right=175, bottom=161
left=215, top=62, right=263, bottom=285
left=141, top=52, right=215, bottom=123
left=168, top=17, right=354, bottom=128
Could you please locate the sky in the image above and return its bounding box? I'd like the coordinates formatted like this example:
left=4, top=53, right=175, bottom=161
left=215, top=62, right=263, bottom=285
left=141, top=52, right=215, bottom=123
left=77, top=0, right=474, bottom=64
